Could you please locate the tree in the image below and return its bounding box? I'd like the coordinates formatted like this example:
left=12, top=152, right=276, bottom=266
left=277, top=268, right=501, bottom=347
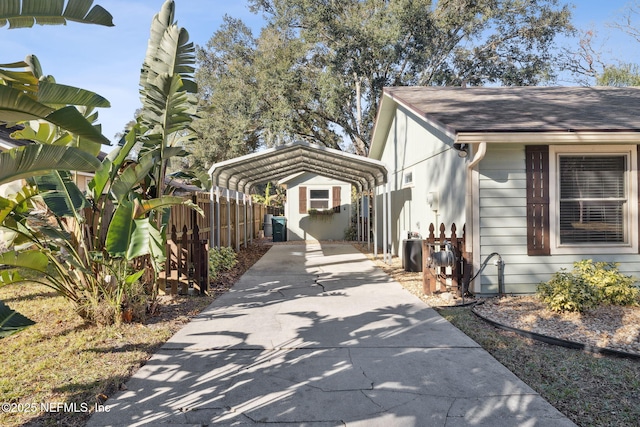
left=192, top=0, right=573, bottom=160
left=562, top=1, right=640, bottom=87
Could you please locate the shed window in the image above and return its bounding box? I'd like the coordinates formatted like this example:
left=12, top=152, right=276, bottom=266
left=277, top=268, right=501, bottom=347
left=309, top=189, right=330, bottom=209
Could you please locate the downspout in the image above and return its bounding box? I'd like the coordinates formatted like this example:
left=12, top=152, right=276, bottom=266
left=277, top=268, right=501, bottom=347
left=465, top=142, right=487, bottom=294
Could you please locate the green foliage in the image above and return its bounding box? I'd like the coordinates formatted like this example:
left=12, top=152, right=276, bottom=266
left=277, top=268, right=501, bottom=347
left=537, top=260, right=639, bottom=313
left=209, top=247, right=238, bottom=279
left=0, top=299, right=34, bottom=338
left=573, top=260, right=640, bottom=306
left=0, top=0, right=200, bottom=326
left=537, top=270, right=600, bottom=313
left=596, top=63, right=640, bottom=87
left=193, top=0, right=573, bottom=159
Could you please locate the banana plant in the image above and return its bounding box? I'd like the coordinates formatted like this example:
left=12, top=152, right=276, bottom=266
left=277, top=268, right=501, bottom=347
left=0, top=0, right=114, bottom=330
left=0, top=0, right=114, bottom=29
left=1, top=57, right=111, bottom=150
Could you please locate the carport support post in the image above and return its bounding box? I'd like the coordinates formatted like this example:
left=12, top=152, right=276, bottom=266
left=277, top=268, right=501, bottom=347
left=244, top=194, right=248, bottom=248
left=215, top=186, right=221, bottom=249
left=249, top=195, right=253, bottom=245
left=367, top=192, right=371, bottom=251
left=235, top=191, right=240, bottom=252
left=356, top=194, right=361, bottom=242
left=373, top=187, right=378, bottom=258
left=361, top=193, right=365, bottom=244
left=383, top=183, right=387, bottom=263
left=386, top=181, right=391, bottom=264
left=226, top=188, right=231, bottom=248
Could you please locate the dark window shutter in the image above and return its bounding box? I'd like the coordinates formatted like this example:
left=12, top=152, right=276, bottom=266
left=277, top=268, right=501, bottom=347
left=526, top=146, right=550, bottom=255
left=638, top=145, right=640, bottom=253
left=332, top=186, right=341, bottom=213
left=299, top=186, right=307, bottom=214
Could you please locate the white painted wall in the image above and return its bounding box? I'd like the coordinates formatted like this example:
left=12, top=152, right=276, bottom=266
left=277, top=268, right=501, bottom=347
left=477, top=144, right=640, bottom=294
left=284, top=173, right=351, bottom=241
left=373, top=105, right=466, bottom=260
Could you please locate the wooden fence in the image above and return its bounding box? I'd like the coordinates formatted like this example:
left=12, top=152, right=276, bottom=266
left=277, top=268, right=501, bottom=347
left=421, top=223, right=472, bottom=296
left=160, top=192, right=281, bottom=295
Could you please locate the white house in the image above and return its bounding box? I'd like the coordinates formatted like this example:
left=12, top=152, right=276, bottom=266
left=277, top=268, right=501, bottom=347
left=370, top=86, right=640, bottom=295
left=280, top=172, right=351, bottom=241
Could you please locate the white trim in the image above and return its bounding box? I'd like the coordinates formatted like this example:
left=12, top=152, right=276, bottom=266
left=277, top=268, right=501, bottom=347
left=549, top=145, right=638, bottom=255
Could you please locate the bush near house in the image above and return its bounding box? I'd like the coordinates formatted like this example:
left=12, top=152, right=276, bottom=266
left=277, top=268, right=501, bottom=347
left=537, top=260, right=639, bottom=312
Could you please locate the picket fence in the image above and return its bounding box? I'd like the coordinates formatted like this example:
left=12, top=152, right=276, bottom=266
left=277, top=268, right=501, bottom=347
left=160, top=192, right=280, bottom=295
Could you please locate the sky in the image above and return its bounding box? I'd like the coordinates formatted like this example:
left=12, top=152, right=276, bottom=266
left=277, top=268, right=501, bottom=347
left=0, top=0, right=638, bottom=151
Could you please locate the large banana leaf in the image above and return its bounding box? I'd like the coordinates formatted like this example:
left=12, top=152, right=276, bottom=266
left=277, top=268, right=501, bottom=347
left=35, top=170, right=87, bottom=217
left=0, top=0, right=114, bottom=29
left=140, top=0, right=196, bottom=90
left=0, top=250, right=49, bottom=273
left=105, top=200, right=152, bottom=260
left=0, top=300, right=34, bottom=338
left=0, top=144, right=101, bottom=185
left=0, top=85, right=110, bottom=146
left=38, top=80, right=110, bottom=108
left=110, top=154, right=155, bottom=203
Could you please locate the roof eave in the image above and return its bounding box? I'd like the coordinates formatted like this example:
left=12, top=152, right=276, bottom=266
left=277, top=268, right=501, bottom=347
left=455, top=131, right=640, bottom=144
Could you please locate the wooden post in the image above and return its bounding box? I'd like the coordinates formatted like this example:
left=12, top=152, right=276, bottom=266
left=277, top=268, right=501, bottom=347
left=422, top=224, right=435, bottom=295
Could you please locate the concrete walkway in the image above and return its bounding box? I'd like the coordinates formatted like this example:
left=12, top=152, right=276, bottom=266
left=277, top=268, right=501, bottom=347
left=87, top=243, right=575, bottom=427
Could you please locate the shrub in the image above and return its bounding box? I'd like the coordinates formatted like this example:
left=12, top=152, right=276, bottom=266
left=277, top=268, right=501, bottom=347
left=573, top=260, right=639, bottom=306
left=538, top=260, right=639, bottom=313
left=209, top=247, right=238, bottom=279
left=537, top=269, right=600, bottom=313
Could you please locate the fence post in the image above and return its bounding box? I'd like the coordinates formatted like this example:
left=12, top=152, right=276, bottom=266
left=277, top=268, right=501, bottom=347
left=422, top=224, right=436, bottom=295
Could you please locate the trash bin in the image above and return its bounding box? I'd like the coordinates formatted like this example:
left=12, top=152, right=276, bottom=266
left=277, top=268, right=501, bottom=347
left=263, top=214, right=273, bottom=237
left=402, top=239, right=423, bottom=272
left=272, top=216, right=287, bottom=242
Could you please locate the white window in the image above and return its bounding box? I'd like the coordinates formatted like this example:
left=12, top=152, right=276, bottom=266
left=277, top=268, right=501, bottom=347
left=309, top=189, right=330, bottom=209
left=402, top=170, right=414, bottom=188
left=549, top=145, right=637, bottom=254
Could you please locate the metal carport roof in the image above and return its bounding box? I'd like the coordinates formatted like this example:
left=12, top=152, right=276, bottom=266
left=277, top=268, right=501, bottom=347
left=208, top=141, right=391, bottom=263
left=208, top=141, right=388, bottom=193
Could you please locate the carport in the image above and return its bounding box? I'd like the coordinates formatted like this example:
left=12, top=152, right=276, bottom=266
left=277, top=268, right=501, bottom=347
left=208, top=141, right=392, bottom=262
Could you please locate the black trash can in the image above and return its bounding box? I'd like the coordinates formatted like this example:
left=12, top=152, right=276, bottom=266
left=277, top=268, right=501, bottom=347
left=263, top=214, right=273, bottom=237
left=272, top=216, right=287, bottom=242
left=402, top=239, right=423, bottom=272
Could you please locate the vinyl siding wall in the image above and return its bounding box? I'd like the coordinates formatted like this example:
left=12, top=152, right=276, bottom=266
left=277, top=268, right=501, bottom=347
left=375, top=105, right=466, bottom=259
left=478, top=144, right=640, bottom=294
left=285, top=173, right=351, bottom=241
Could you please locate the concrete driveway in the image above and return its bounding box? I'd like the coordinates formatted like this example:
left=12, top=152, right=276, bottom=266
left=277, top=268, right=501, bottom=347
left=86, top=243, right=575, bottom=426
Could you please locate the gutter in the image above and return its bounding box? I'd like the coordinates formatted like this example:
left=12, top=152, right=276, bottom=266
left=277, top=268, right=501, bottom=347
left=465, top=142, right=487, bottom=294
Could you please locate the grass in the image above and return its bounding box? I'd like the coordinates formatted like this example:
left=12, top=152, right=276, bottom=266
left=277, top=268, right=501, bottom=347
left=0, top=282, right=214, bottom=427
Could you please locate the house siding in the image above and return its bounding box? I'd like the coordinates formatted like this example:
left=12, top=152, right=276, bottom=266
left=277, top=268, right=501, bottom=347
left=375, top=105, right=466, bottom=259
left=478, top=144, right=640, bottom=294
left=284, top=173, right=351, bottom=241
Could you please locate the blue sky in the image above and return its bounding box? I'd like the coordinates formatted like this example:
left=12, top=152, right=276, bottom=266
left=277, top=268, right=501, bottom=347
left=0, top=0, right=637, bottom=150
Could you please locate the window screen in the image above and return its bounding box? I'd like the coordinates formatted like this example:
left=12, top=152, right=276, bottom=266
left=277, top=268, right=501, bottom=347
left=309, top=189, right=330, bottom=209
left=559, top=155, right=626, bottom=244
